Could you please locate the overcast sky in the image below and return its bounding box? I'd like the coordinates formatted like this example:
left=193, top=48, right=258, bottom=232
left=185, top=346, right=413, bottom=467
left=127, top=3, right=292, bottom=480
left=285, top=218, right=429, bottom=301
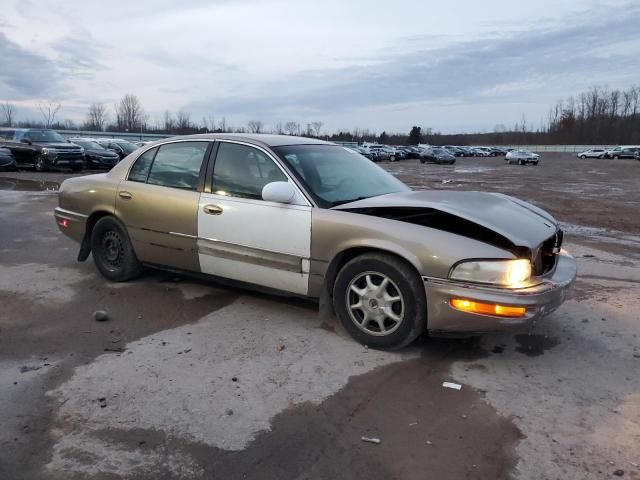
left=1, top=0, right=640, bottom=133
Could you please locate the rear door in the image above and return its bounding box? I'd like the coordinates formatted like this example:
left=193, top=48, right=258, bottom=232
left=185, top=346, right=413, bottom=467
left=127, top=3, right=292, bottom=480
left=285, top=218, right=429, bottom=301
left=197, top=141, right=312, bottom=295
left=115, top=140, right=212, bottom=271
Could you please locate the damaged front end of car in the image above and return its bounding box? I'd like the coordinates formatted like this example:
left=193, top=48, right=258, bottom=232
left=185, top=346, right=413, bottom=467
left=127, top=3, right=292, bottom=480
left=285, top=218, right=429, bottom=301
left=335, top=191, right=577, bottom=334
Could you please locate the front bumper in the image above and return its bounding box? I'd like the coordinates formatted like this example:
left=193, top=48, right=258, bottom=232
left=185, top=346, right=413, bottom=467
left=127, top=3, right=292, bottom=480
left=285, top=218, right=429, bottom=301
left=424, top=251, right=577, bottom=333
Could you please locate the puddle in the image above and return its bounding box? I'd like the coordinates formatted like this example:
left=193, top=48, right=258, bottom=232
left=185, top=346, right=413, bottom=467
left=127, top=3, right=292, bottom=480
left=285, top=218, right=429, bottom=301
left=0, top=178, right=60, bottom=191
left=514, top=334, right=559, bottom=357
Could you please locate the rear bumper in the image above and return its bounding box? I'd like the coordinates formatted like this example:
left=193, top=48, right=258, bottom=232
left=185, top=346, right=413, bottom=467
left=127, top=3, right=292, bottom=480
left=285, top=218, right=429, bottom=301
left=53, top=207, right=86, bottom=243
left=424, top=251, right=577, bottom=334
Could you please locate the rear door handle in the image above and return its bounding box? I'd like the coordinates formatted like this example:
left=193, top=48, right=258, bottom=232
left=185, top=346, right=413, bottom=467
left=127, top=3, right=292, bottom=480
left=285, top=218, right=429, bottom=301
left=119, top=191, right=132, bottom=200
left=203, top=204, right=223, bottom=215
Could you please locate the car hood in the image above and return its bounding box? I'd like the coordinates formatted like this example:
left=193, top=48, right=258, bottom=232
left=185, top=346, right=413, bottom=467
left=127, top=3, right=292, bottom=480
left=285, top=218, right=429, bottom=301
left=333, top=190, right=558, bottom=249
left=87, top=148, right=118, bottom=157
left=43, top=142, right=82, bottom=149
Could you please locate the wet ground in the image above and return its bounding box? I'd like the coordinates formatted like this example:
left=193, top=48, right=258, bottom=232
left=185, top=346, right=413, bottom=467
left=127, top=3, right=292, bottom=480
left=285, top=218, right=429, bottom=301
left=1, top=155, right=639, bottom=479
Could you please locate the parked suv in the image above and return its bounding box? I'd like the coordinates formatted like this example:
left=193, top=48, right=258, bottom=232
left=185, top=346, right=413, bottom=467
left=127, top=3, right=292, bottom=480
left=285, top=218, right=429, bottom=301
left=0, top=128, right=84, bottom=172
left=605, top=146, right=640, bottom=159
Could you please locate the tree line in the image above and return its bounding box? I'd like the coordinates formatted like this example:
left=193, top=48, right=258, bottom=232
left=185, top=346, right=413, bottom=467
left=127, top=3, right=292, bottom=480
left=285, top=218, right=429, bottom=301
left=2, top=85, right=639, bottom=145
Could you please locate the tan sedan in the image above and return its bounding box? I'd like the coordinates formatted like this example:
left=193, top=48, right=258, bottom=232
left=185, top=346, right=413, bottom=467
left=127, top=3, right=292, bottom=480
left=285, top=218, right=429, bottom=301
left=54, top=134, right=577, bottom=349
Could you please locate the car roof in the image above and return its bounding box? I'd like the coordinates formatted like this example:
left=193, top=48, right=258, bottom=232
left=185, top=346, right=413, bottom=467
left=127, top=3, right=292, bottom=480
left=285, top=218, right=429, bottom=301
left=162, top=133, right=334, bottom=148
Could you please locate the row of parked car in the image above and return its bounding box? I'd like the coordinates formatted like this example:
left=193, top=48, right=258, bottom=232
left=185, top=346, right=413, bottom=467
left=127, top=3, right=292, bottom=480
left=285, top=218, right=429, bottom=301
left=577, top=146, right=640, bottom=160
left=0, top=127, right=146, bottom=172
left=344, top=144, right=541, bottom=165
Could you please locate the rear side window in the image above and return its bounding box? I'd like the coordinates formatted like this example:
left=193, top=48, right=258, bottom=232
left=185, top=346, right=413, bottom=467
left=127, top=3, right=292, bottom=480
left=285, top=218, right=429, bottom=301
left=128, top=147, right=157, bottom=183
left=147, top=142, right=209, bottom=191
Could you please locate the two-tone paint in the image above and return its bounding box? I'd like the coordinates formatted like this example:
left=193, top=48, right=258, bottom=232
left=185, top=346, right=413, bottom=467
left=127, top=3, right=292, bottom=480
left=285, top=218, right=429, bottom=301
left=55, top=133, right=576, bottom=335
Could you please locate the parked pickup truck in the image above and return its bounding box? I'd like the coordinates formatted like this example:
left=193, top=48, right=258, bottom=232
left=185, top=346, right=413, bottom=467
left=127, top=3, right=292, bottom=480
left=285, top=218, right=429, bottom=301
left=0, top=128, right=84, bottom=172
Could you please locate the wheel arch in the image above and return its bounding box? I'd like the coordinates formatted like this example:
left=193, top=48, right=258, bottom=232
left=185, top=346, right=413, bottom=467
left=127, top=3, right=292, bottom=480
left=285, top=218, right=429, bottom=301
left=77, top=210, right=118, bottom=261
left=322, top=245, right=424, bottom=301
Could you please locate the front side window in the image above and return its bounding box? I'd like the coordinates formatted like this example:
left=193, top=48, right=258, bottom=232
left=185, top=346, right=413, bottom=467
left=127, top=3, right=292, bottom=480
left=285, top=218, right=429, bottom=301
left=273, top=144, right=410, bottom=208
left=147, top=142, right=209, bottom=190
left=212, top=142, right=287, bottom=200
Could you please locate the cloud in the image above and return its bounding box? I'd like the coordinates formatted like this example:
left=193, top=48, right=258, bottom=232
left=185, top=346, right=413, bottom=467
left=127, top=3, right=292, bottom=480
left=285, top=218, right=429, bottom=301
left=0, top=32, right=61, bottom=100
left=185, top=2, right=640, bottom=129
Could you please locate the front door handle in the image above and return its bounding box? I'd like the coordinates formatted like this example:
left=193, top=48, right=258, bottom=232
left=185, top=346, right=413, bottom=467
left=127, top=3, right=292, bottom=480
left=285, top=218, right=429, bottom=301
left=203, top=204, right=223, bottom=215
left=119, top=191, right=132, bottom=200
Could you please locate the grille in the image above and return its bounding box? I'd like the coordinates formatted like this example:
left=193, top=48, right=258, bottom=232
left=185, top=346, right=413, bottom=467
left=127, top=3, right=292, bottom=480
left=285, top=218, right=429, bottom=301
left=533, top=229, right=563, bottom=276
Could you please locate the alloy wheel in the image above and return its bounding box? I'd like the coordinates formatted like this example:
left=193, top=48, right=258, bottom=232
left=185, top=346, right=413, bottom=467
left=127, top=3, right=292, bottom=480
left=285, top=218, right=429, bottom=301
left=346, top=271, right=405, bottom=336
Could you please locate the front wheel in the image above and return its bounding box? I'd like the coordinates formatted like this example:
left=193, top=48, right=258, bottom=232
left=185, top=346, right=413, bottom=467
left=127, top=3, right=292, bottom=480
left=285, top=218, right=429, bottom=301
left=579, top=155, right=586, bottom=159
left=91, top=216, right=143, bottom=282
left=34, top=155, right=47, bottom=172
left=333, top=253, right=427, bottom=350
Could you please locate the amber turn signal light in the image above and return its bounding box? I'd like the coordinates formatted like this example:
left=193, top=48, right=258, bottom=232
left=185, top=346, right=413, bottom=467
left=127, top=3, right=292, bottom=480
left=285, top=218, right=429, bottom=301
left=450, top=298, right=526, bottom=318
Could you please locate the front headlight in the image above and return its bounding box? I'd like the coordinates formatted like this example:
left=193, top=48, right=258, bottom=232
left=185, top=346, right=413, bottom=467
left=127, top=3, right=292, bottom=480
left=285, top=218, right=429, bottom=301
left=41, top=147, right=50, bottom=155
left=450, top=259, right=531, bottom=287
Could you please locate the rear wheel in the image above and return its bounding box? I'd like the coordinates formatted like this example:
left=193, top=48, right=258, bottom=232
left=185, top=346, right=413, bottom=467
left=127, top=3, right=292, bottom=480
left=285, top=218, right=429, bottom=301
left=91, top=216, right=143, bottom=282
left=333, top=253, right=427, bottom=350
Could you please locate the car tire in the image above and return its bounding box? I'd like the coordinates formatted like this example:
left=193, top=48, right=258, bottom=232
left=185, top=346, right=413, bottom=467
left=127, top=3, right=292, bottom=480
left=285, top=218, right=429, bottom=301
left=599, top=155, right=604, bottom=159
left=614, top=155, right=619, bottom=159
left=34, top=155, right=47, bottom=172
left=518, top=159, right=524, bottom=165
left=332, top=252, right=427, bottom=350
left=419, top=158, right=426, bottom=164
left=91, top=216, right=143, bottom=282
left=579, top=155, right=586, bottom=159
left=533, top=161, right=539, bottom=165
left=390, top=155, right=396, bottom=162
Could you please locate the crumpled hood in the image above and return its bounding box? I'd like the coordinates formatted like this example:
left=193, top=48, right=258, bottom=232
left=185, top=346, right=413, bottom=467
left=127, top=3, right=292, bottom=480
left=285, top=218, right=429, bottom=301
left=333, top=190, right=558, bottom=248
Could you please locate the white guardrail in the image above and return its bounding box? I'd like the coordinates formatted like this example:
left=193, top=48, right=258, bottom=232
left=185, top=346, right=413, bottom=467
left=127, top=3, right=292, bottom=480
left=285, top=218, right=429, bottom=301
left=510, top=145, right=616, bottom=153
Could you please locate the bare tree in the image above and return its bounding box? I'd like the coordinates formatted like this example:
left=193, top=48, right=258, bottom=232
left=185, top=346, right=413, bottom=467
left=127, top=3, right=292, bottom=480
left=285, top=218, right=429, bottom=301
left=176, top=109, right=191, bottom=130
left=284, top=121, right=299, bottom=135
left=115, top=94, right=144, bottom=131
left=274, top=122, right=284, bottom=134
left=219, top=116, right=227, bottom=132
left=38, top=101, right=61, bottom=128
left=163, top=110, right=174, bottom=131
left=247, top=120, right=264, bottom=133
left=1, top=102, right=16, bottom=127
left=311, top=121, right=323, bottom=137
left=207, top=114, right=216, bottom=132
left=85, top=102, right=108, bottom=131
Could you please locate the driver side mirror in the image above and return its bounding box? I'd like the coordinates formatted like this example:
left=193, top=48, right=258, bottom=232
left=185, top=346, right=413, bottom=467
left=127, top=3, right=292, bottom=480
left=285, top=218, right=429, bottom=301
left=262, top=181, right=296, bottom=204
left=21, top=138, right=32, bottom=145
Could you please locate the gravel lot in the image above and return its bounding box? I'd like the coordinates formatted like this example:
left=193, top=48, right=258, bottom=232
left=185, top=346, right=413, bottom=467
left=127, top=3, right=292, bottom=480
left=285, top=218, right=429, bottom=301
left=0, top=154, right=639, bottom=480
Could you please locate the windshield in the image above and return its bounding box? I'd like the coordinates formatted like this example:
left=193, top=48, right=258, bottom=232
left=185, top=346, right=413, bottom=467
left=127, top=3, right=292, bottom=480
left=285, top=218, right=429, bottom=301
left=74, top=140, right=104, bottom=150
left=273, top=144, right=410, bottom=208
left=116, top=142, right=138, bottom=154
left=26, top=130, right=66, bottom=143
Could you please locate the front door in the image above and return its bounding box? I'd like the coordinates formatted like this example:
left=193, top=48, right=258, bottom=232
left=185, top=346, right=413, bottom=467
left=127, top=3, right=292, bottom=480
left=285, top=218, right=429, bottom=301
left=197, top=141, right=312, bottom=295
left=115, top=141, right=211, bottom=271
